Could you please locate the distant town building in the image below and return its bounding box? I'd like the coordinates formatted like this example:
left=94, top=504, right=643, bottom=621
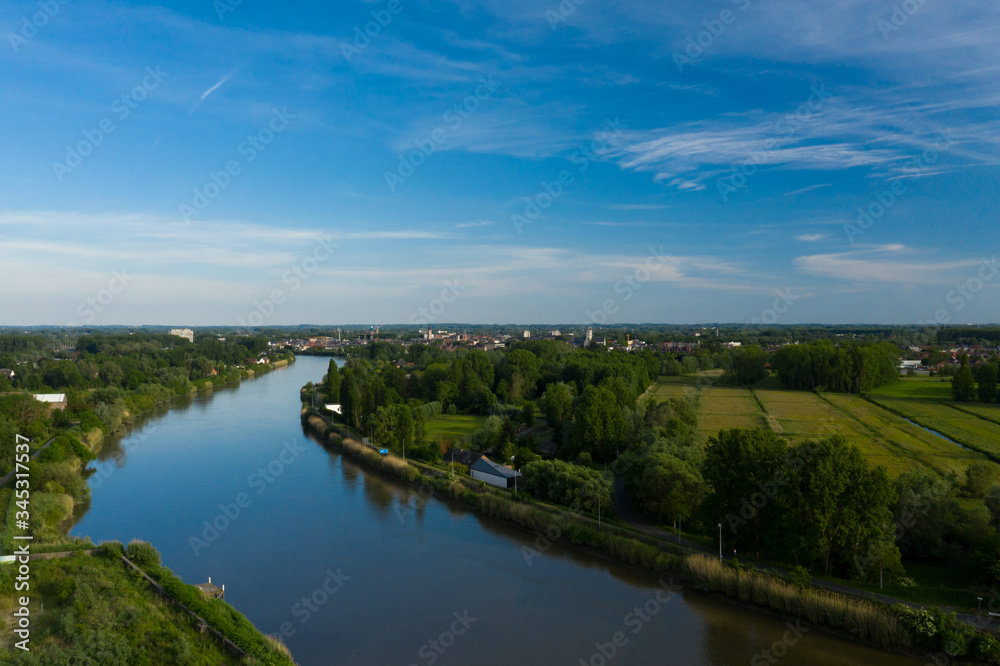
left=170, top=328, right=194, bottom=343
left=0, top=369, right=14, bottom=381
left=523, top=330, right=531, bottom=339
left=585, top=327, right=593, bottom=347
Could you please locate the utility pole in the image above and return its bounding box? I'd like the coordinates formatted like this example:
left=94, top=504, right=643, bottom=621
left=718, top=523, right=723, bottom=561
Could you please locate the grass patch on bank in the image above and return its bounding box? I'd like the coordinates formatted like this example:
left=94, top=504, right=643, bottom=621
left=0, top=553, right=244, bottom=664
left=425, top=414, right=487, bottom=446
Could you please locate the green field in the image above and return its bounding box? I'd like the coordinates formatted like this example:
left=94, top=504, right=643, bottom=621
left=869, top=397, right=1000, bottom=459
left=698, top=387, right=767, bottom=435
left=641, top=374, right=700, bottom=403
left=425, top=414, right=487, bottom=445
left=869, top=375, right=954, bottom=400
left=644, top=374, right=995, bottom=478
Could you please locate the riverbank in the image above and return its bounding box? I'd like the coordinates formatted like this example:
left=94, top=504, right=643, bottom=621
left=0, top=359, right=299, bottom=663
left=301, top=407, right=1000, bottom=664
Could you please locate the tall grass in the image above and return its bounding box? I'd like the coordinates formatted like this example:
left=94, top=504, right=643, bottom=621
left=684, top=555, right=910, bottom=650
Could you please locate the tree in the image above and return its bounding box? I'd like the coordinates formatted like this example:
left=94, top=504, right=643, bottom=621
left=522, top=402, right=537, bottom=427
left=976, top=361, right=999, bottom=403
left=964, top=461, right=997, bottom=498
left=779, top=436, right=896, bottom=575
left=701, top=428, right=788, bottom=558
left=542, top=382, right=574, bottom=444
left=571, top=385, right=625, bottom=462
left=634, top=453, right=706, bottom=524
left=952, top=355, right=976, bottom=402
left=893, top=470, right=959, bottom=560
left=324, top=359, right=342, bottom=403
left=727, top=345, right=768, bottom=385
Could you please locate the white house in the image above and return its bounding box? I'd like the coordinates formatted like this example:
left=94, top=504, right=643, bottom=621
left=324, top=404, right=343, bottom=415
left=469, top=456, right=521, bottom=489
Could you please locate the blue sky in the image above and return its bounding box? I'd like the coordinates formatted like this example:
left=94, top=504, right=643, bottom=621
left=1, top=0, right=998, bottom=326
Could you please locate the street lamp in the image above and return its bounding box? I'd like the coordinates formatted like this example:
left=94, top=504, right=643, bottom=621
left=510, top=455, right=517, bottom=492
left=979, top=597, right=984, bottom=611
left=718, top=523, right=723, bottom=561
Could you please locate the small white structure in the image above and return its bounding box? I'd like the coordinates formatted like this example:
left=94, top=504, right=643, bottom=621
left=324, top=404, right=343, bottom=415
left=469, top=456, right=521, bottom=489
left=33, top=393, right=67, bottom=409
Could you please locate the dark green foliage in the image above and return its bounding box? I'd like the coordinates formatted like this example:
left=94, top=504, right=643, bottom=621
left=976, top=361, right=999, bottom=403
left=952, top=355, right=976, bottom=402
left=521, top=459, right=611, bottom=515
left=727, top=345, right=769, bottom=384
left=771, top=340, right=900, bottom=393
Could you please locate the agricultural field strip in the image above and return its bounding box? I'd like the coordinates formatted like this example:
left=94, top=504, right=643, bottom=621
left=820, top=393, right=984, bottom=478
left=754, top=389, right=935, bottom=476
left=868, top=397, right=1000, bottom=460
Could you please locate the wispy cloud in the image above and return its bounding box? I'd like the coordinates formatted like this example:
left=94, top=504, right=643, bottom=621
left=199, top=71, right=236, bottom=101
left=795, top=246, right=984, bottom=285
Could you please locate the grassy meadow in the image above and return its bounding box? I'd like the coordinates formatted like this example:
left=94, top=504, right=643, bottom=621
left=425, top=414, right=487, bottom=447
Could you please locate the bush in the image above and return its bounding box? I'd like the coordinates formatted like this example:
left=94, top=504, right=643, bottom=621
left=125, top=540, right=161, bottom=568
left=98, top=540, right=125, bottom=559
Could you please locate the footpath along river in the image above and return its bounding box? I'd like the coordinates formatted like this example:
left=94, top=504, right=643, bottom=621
left=71, top=356, right=920, bottom=666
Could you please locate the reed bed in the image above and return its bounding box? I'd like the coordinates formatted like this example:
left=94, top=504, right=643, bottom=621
left=684, top=555, right=910, bottom=650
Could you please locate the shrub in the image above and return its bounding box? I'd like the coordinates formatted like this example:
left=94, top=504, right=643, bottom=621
left=790, top=565, right=811, bottom=590
left=125, top=540, right=161, bottom=568
left=98, top=540, right=125, bottom=559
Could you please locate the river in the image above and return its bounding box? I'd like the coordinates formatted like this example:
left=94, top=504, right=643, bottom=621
left=71, top=356, right=919, bottom=666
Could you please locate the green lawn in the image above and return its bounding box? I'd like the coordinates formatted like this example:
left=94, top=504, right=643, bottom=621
left=870, top=376, right=954, bottom=400
left=425, top=414, right=487, bottom=446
